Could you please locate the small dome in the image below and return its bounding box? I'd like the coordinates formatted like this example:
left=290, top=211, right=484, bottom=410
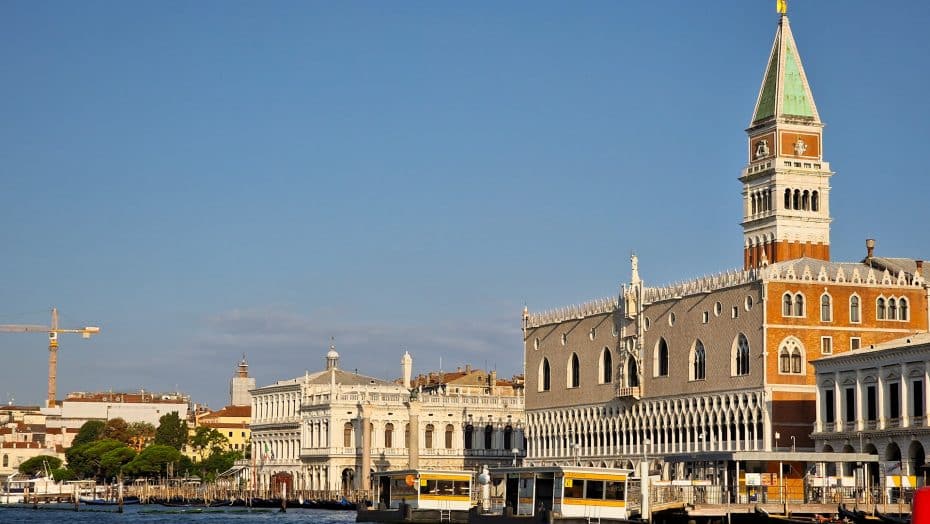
left=327, top=345, right=340, bottom=359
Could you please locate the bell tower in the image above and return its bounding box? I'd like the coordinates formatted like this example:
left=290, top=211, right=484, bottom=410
left=741, top=10, right=833, bottom=269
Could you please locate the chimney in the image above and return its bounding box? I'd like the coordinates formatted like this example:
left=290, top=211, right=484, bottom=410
left=866, top=238, right=876, bottom=259
left=465, top=364, right=472, bottom=374
left=917, top=260, right=924, bottom=276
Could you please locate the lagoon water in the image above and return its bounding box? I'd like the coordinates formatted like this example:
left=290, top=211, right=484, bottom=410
left=0, top=505, right=357, bottom=523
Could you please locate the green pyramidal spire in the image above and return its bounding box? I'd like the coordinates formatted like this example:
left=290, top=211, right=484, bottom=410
left=751, top=15, right=820, bottom=125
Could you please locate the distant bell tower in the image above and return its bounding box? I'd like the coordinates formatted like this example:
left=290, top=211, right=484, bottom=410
left=741, top=8, right=833, bottom=269
left=230, top=355, right=256, bottom=407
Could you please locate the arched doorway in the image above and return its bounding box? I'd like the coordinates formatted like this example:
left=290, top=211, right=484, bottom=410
left=341, top=468, right=355, bottom=495
left=865, top=444, right=880, bottom=493
left=822, top=445, right=836, bottom=476
left=841, top=444, right=855, bottom=476
left=908, top=441, right=926, bottom=476
left=271, top=472, right=293, bottom=499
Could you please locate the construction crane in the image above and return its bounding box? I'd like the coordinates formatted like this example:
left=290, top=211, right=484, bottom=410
left=0, top=308, right=101, bottom=408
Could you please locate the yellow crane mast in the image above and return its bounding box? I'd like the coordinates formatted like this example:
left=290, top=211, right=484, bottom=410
left=0, top=307, right=101, bottom=407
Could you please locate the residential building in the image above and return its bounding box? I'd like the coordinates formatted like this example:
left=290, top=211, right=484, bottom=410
left=0, top=404, right=63, bottom=483
left=520, top=10, right=928, bottom=498
left=42, top=391, right=190, bottom=449
left=249, top=346, right=525, bottom=496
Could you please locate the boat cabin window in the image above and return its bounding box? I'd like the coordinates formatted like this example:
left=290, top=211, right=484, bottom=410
left=564, top=478, right=625, bottom=501
left=419, top=478, right=469, bottom=496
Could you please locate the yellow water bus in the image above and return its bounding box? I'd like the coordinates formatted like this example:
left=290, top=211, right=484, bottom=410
left=374, top=469, right=473, bottom=512
left=482, top=466, right=635, bottom=522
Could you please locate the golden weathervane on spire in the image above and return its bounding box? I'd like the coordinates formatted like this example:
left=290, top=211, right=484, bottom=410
left=776, top=0, right=788, bottom=15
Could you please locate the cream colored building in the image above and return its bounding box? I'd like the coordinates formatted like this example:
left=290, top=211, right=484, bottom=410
left=249, top=346, right=525, bottom=496
left=812, top=333, right=930, bottom=493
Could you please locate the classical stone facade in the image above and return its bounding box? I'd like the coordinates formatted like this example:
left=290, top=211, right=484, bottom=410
left=813, top=333, right=930, bottom=487
left=520, top=11, right=929, bottom=489
left=249, top=347, right=525, bottom=496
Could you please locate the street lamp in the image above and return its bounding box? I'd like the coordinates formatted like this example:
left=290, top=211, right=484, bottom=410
left=512, top=448, right=519, bottom=467
left=774, top=431, right=782, bottom=503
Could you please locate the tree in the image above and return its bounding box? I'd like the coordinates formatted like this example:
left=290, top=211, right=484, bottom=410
left=51, top=468, right=76, bottom=482
left=195, top=449, right=242, bottom=483
left=154, top=412, right=188, bottom=450
left=190, top=426, right=227, bottom=460
left=103, top=417, right=131, bottom=444
left=127, top=421, right=156, bottom=449
left=100, top=446, right=136, bottom=479
left=65, top=439, right=128, bottom=480
left=122, top=444, right=182, bottom=478
left=71, top=420, right=105, bottom=447
left=18, top=455, right=62, bottom=476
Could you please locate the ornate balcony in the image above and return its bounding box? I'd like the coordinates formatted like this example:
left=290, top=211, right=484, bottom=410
left=616, top=386, right=641, bottom=400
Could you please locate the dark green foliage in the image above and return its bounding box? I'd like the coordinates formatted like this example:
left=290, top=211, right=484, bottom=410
left=17, top=455, right=62, bottom=476
left=102, top=417, right=131, bottom=444
left=189, top=427, right=226, bottom=459
left=100, top=446, right=136, bottom=479
left=71, top=420, right=105, bottom=447
left=65, top=439, right=129, bottom=480
left=51, top=468, right=77, bottom=481
left=154, top=412, right=188, bottom=450
left=121, top=444, right=183, bottom=478
left=195, top=449, right=242, bottom=483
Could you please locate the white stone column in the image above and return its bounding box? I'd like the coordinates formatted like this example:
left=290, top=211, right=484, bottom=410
left=856, top=371, right=865, bottom=432
left=901, top=364, right=911, bottom=426
left=878, top=373, right=886, bottom=430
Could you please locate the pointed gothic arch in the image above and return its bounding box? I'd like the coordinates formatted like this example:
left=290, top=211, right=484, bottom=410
left=654, top=338, right=669, bottom=377
left=599, top=347, right=612, bottom=384
left=538, top=358, right=551, bottom=392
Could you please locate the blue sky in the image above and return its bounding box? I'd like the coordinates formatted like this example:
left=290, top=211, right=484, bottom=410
left=1, top=1, right=928, bottom=409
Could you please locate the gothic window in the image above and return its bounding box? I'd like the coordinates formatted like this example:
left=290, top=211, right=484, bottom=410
left=820, top=293, right=832, bottom=322
left=655, top=338, right=669, bottom=377
left=784, top=189, right=791, bottom=209
left=779, top=349, right=790, bottom=373
left=751, top=194, right=757, bottom=215
left=877, top=297, right=886, bottom=320
left=900, top=298, right=909, bottom=320
left=791, top=350, right=802, bottom=373
left=802, top=190, right=810, bottom=210
left=782, top=293, right=793, bottom=316
left=425, top=424, right=434, bottom=449
left=504, top=425, right=513, bottom=450
left=600, top=348, right=612, bottom=384
left=539, top=358, right=551, bottom=392
left=849, top=295, right=861, bottom=323
left=1, top=455, right=6, bottom=467
left=484, top=424, right=494, bottom=449
left=568, top=353, right=580, bottom=388
left=628, top=358, right=639, bottom=387
left=811, top=191, right=819, bottom=211
left=343, top=422, right=353, bottom=448
left=445, top=424, right=454, bottom=449
left=384, top=423, right=394, bottom=448
left=692, top=340, right=706, bottom=381
left=778, top=338, right=805, bottom=375
left=734, top=334, right=750, bottom=376
left=794, top=293, right=805, bottom=317
left=889, top=298, right=897, bottom=320
left=464, top=424, right=473, bottom=449
left=793, top=189, right=800, bottom=209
